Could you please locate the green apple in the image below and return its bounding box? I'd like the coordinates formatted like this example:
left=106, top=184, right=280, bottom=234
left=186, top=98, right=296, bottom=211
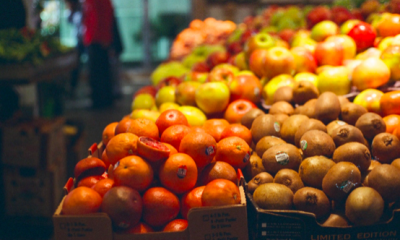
left=151, top=61, right=189, bottom=86
left=155, top=86, right=176, bottom=107
left=311, top=20, right=339, bottom=42
left=244, top=32, right=276, bottom=58
left=195, top=82, right=230, bottom=114
left=178, top=106, right=207, bottom=126
left=381, top=45, right=400, bottom=81
left=131, top=93, right=155, bottom=111
left=294, top=72, right=318, bottom=86
left=317, top=66, right=351, bottom=95
left=378, top=36, right=394, bottom=51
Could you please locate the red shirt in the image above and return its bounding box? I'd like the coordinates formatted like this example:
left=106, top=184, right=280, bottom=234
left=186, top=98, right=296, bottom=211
left=82, top=0, right=114, bottom=46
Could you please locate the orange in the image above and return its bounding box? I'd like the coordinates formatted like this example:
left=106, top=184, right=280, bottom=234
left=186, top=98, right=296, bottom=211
left=394, top=125, right=400, bottom=140
left=92, top=178, right=115, bottom=198
left=160, top=125, right=192, bottom=150
left=159, top=153, right=198, bottom=194
left=180, top=186, right=205, bottom=219
left=201, top=179, right=241, bottom=207
left=126, top=118, right=160, bottom=140
left=202, top=119, right=230, bottom=142
left=115, top=118, right=134, bottom=135
left=122, top=222, right=154, bottom=234
left=106, top=133, right=138, bottom=165
left=155, top=109, right=189, bottom=134
left=163, top=219, right=188, bottom=232
left=101, top=150, right=111, bottom=169
left=77, top=175, right=104, bottom=188
left=220, top=124, right=252, bottom=146
left=74, top=157, right=106, bottom=180
left=190, top=126, right=206, bottom=133
left=383, top=114, right=400, bottom=133
left=162, top=142, right=178, bottom=156
left=137, top=136, right=170, bottom=162
left=102, top=122, right=118, bottom=146
left=198, top=161, right=237, bottom=186
left=62, top=186, right=102, bottom=215
left=113, top=155, right=154, bottom=192
left=381, top=91, right=400, bottom=116
left=179, top=132, right=217, bottom=168
left=215, top=136, right=251, bottom=169
left=142, top=187, right=180, bottom=228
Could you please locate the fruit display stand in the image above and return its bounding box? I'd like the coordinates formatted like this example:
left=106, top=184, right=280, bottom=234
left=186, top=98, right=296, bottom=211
left=53, top=143, right=249, bottom=240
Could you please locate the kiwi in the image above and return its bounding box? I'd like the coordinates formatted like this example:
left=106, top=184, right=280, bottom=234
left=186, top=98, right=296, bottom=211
left=315, top=92, right=341, bottom=124
left=355, top=112, right=386, bottom=141
left=251, top=114, right=281, bottom=143
left=331, top=125, right=365, bottom=147
left=322, top=162, right=362, bottom=202
left=255, top=136, right=286, bottom=158
left=247, top=172, right=274, bottom=194
left=371, top=133, right=400, bottom=164
left=273, top=113, right=289, bottom=126
left=299, top=130, right=336, bottom=158
left=244, top=153, right=266, bottom=180
left=392, top=159, right=400, bottom=170
left=292, top=81, right=320, bottom=105
left=253, top=183, right=293, bottom=210
left=345, top=187, right=384, bottom=226
left=273, top=169, right=304, bottom=193
left=340, top=102, right=368, bottom=125
left=367, top=164, right=400, bottom=203
left=241, top=108, right=265, bottom=130
left=273, top=86, right=293, bottom=104
left=321, top=213, right=349, bottom=227
left=293, top=187, right=331, bottom=219
left=362, top=160, right=381, bottom=186
left=299, top=156, right=336, bottom=189
left=269, top=101, right=294, bottom=116
left=332, top=142, right=371, bottom=173
left=338, top=96, right=350, bottom=107
left=294, top=99, right=317, bottom=118
left=294, top=119, right=327, bottom=147
left=262, top=143, right=303, bottom=175
left=327, top=120, right=348, bottom=137
left=280, top=114, right=309, bottom=144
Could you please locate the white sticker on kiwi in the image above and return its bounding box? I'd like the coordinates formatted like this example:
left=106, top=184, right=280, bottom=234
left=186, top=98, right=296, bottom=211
left=274, top=122, right=280, bottom=132
left=300, top=140, right=308, bottom=151
left=275, top=151, right=289, bottom=165
left=337, top=120, right=346, bottom=126
left=339, top=180, right=354, bottom=193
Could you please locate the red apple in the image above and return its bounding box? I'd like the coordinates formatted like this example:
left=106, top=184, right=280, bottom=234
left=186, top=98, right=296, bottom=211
left=352, top=57, right=390, bottom=91
left=229, top=74, right=262, bottom=104
left=244, top=32, right=275, bottom=58
left=314, top=40, right=345, bottom=66
left=224, top=99, right=257, bottom=124
left=278, top=29, right=296, bottom=43
left=206, top=51, right=230, bottom=70
left=227, top=41, right=243, bottom=55
left=347, top=22, right=377, bottom=52
left=291, top=46, right=318, bottom=73
left=331, top=6, right=355, bottom=26
left=182, top=71, right=208, bottom=83
left=134, top=86, right=157, bottom=98
left=249, top=49, right=268, bottom=78
left=310, top=20, right=339, bottom=42
left=207, top=67, right=235, bottom=85
left=325, top=35, right=357, bottom=60
left=375, top=13, right=400, bottom=38
left=191, top=62, right=210, bottom=73
left=263, top=46, right=296, bottom=79
left=306, top=6, right=332, bottom=29
left=156, top=76, right=182, bottom=90
left=175, top=81, right=202, bottom=106
left=351, top=9, right=365, bottom=21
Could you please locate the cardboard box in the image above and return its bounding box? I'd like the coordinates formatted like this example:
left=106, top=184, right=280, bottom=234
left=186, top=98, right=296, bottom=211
left=1, top=117, right=66, bottom=169
left=246, top=191, right=400, bottom=240
left=3, top=164, right=66, bottom=217
left=53, top=143, right=249, bottom=240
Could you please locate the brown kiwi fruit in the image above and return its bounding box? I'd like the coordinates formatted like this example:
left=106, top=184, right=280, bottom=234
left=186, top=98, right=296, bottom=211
left=367, top=164, right=400, bottom=203
left=292, top=81, right=319, bottom=105
left=345, top=187, right=384, bottom=226
left=321, top=213, right=349, bottom=227
left=315, top=92, right=341, bottom=124
left=244, top=153, right=266, bottom=180
left=332, top=142, right=371, bottom=173
left=362, top=160, right=381, bottom=186
left=322, top=162, right=362, bottom=202
left=371, top=133, right=400, bottom=164
left=340, top=102, right=368, bottom=125
left=273, top=113, right=289, bottom=126
left=251, top=114, right=281, bottom=143
left=299, top=156, right=336, bottom=189
left=269, top=101, right=294, bottom=116
left=247, top=172, right=274, bottom=194
left=273, top=169, right=304, bottom=194
left=253, top=183, right=293, bottom=210
left=241, top=108, right=264, bottom=129
left=327, top=120, right=348, bottom=137
left=255, top=136, right=286, bottom=158
left=280, top=114, right=309, bottom=144
left=299, top=130, right=336, bottom=158
left=391, top=159, right=400, bottom=170
left=331, top=125, right=365, bottom=147
left=294, top=119, right=327, bottom=147
left=273, top=86, right=293, bottom=104
left=355, top=112, right=386, bottom=141
left=262, top=143, right=303, bottom=175
left=338, top=96, right=350, bottom=107
left=294, top=99, right=317, bottom=118
left=293, top=187, right=331, bottom=219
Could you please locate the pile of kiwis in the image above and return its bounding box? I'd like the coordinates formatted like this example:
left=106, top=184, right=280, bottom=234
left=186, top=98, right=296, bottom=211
left=242, top=90, right=400, bottom=227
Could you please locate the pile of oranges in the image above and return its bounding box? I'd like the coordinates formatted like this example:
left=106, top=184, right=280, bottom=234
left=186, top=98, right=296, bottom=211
left=61, top=109, right=249, bottom=233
